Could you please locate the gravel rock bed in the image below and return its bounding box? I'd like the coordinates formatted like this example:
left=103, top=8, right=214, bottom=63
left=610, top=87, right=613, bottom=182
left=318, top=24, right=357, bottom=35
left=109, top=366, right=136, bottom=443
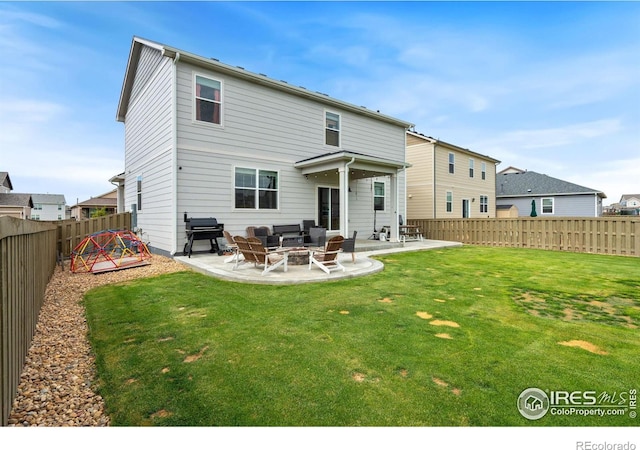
left=7, top=256, right=189, bottom=426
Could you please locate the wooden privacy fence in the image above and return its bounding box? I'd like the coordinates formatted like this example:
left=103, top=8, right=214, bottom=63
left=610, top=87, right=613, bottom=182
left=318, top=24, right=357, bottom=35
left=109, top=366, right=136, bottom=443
left=410, top=217, right=639, bottom=257
left=51, top=212, right=131, bottom=258
left=0, top=216, right=57, bottom=426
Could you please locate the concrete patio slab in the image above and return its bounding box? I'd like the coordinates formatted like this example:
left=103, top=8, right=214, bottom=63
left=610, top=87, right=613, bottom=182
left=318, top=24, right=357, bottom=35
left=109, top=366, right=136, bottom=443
left=174, top=239, right=462, bottom=284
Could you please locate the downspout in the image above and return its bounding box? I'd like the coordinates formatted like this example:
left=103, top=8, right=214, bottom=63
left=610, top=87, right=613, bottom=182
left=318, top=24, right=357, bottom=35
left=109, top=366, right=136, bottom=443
left=343, top=157, right=355, bottom=238
left=433, top=143, right=437, bottom=219
left=170, top=52, right=180, bottom=255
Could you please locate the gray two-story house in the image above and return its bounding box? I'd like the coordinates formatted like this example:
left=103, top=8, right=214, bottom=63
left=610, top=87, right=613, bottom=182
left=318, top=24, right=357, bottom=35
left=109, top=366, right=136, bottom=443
left=116, top=37, right=413, bottom=255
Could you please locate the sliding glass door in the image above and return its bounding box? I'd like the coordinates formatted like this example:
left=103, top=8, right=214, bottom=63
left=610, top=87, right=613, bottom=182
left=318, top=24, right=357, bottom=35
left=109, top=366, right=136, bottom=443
left=318, top=187, right=340, bottom=231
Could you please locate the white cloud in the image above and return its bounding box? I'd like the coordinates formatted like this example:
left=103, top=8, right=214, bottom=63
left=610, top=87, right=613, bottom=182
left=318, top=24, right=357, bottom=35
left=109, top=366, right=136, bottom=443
left=494, top=119, right=623, bottom=150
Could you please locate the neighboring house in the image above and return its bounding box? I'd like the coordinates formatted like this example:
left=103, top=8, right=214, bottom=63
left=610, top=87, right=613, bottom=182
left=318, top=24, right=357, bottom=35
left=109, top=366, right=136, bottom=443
left=607, top=195, right=640, bottom=215
left=496, top=168, right=606, bottom=217
left=0, top=172, right=33, bottom=219
left=115, top=37, right=413, bottom=255
left=621, top=194, right=640, bottom=208
left=30, top=194, right=67, bottom=221
left=70, top=189, right=117, bottom=220
left=405, top=131, right=500, bottom=219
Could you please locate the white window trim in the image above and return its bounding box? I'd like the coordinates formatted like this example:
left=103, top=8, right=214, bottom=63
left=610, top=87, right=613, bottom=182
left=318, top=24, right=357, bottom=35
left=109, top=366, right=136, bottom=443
left=192, top=71, right=224, bottom=128
left=469, top=158, right=474, bottom=178
left=542, top=197, right=554, bottom=215
left=446, top=191, right=453, bottom=213
left=373, top=180, right=386, bottom=212
left=448, top=153, right=455, bottom=174
left=480, top=195, right=488, bottom=213
left=233, top=166, right=280, bottom=211
left=481, top=162, right=487, bottom=180
left=324, top=110, right=341, bottom=148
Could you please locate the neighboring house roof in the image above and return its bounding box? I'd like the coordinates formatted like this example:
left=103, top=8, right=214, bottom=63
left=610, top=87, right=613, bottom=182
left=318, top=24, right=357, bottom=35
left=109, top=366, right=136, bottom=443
left=497, top=166, right=526, bottom=175
left=407, top=130, right=501, bottom=164
left=497, top=171, right=606, bottom=198
left=76, top=197, right=117, bottom=207
left=31, top=193, right=67, bottom=205
left=621, top=194, right=640, bottom=202
left=117, top=37, right=414, bottom=129
left=0, top=172, right=13, bottom=191
left=0, top=193, right=33, bottom=207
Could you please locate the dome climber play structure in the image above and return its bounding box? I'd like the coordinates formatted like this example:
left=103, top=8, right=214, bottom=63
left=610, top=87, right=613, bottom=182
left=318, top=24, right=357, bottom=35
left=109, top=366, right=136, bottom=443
left=71, top=229, right=152, bottom=274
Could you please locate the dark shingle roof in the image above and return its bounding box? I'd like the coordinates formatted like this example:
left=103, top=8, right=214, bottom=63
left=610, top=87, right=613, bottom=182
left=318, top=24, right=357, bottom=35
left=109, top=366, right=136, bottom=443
left=31, top=193, right=67, bottom=204
left=0, top=172, right=13, bottom=190
left=76, top=197, right=116, bottom=207
left=496, top=171, right=605, bottom=198
left=0, top=193, right=33, bottom=207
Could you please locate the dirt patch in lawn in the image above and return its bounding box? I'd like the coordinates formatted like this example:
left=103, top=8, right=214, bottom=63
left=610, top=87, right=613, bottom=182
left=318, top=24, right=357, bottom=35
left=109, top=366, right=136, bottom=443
left=558, top=340, right=608, bottom=355
left=150, top=409, right=173, bottom=419
left=435, top=333, right=453, bottom=339
left=416, top=312, right=433, bottom=319
left=513, top=289, right=638, bottom=328
left=183, top=345, right=209, bottom=363
left=378, top=297, right=393, bottom=303
left=432, top=377, right=462, bottom=396
left=430, top=320, right=460, bottom=328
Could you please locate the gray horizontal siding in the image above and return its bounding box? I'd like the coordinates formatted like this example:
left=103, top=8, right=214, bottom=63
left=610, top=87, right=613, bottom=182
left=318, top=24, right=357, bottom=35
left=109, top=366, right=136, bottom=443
left=175, top=62, right=406, bottom=162
left=173, top=60, right=407, bottom=249
left=496, top=194, right=598, bottom=217
left=123, top=54, right=174, bottom=253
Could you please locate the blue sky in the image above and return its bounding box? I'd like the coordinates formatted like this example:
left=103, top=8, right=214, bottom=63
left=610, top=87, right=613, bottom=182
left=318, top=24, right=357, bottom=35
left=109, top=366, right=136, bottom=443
left=1, top=1, right=639, bottom=207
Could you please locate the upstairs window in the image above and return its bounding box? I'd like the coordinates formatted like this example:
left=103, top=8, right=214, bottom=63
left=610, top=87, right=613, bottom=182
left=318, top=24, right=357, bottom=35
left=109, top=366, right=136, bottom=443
left=235, top=167, right=278, bottom=210
left=325, top=111, right=340, bottom=147
left=373, top=181, right=385, bottom=211
left=469, top=159, right=475, bottom=178
left=448, top=153, right=455, bottom=174
left=195, top=74, right=222, bottom=125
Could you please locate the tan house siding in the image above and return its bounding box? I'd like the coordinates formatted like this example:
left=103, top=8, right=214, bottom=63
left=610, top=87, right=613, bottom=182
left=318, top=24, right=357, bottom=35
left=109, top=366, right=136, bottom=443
left=406, top=140, right=434, bottom=219
left=406, top=132, right=499, bottom=219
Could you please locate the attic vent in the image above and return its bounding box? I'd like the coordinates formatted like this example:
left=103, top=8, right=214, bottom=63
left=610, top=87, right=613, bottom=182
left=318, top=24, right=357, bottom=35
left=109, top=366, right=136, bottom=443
left=280, top=80, right=288, bottom=84
left=210, top=57, right=219, bottom=61
left=259, top=73, right=267, bottom=77
left=237, top=66, right=245, bottom=70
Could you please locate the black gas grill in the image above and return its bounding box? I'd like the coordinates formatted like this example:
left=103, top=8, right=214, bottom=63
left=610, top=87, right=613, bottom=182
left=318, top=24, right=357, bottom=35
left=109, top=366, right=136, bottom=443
left=184, top=216, right=224, bottom=258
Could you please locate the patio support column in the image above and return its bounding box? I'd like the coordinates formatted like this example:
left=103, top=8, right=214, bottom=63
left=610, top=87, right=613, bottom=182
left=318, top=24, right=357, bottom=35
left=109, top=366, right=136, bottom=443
left=389, top=171, right=398, bottom=242
left=338, top=164, right=349, bottom=237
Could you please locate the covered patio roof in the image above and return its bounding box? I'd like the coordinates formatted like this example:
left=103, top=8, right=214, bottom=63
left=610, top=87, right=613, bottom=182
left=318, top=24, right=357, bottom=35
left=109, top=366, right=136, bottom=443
left=294, top=151, right=411, bottom=242
left=294, top=150, right=411, bottom=179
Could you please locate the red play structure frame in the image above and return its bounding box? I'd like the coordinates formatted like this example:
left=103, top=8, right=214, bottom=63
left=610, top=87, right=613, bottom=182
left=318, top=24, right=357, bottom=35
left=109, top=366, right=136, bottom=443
left=71, top=229, right=152, bottom=274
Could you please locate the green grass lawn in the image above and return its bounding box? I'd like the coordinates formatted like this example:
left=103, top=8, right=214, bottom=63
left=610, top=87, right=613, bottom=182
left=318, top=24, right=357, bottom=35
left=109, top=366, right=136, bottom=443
left=84, top=246, right=639, bottom=426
